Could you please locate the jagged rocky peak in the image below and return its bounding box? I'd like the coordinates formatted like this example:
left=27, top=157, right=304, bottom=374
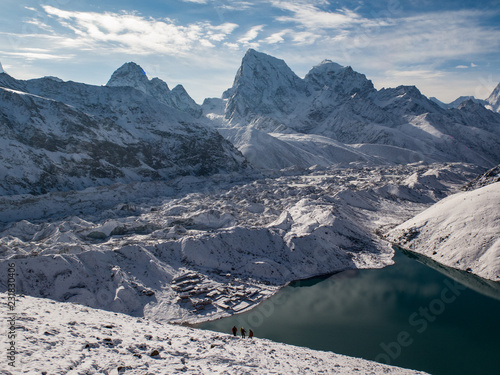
left=106, top=62, right=201, bottom=117
left=171, top=84, right=202, bottom=117
left=487, top=82, right=500, bottom=112
left=234, top=49, right=303, bottom=88
left=106, top=62, right=150, bottom=92
left=225, top=49, right=306, bottom=118
left=0, top=61, right=4, bottom=74
left=150, top=77, right=171, bottom=92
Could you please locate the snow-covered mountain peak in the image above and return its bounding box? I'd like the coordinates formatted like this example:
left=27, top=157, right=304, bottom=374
left=106, top=62, right=149, bottom=92
left=313, top=59, right=343, bottom=71
left=171, top=84, right=202, bottom=117
left=150, top=76, right=170, bottom=92
left=0, top=61, right=4, bottom=74
left=235, top=49, right=303, bottom=89
left=305, top=60, right=373, bottom=95
left=224, top=49, right=305, bottom=119
left=105, top=62, right=201, bottom=117
left=487, top=82, right=500, bottom=112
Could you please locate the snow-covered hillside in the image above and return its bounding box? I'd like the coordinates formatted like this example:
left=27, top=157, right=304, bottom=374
left=204, top=49, right=500, bottom=170
left=387, top=181, right=500, bottom=281
left=0, top=293, right=428, bottom=375
left=0, top=67, right=246, bottom=196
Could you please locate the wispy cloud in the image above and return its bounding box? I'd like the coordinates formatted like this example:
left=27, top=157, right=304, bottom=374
left=39, top=5, right=239, bottom=56
left=386, top=69, right=445, bottom=80
left=238, top=25, right=265, bottom=47
left=182, top=0, right=254, bottom=11
left=271, top=0, right=365, bottom=30
left=2, top=49, right=74, bottom=61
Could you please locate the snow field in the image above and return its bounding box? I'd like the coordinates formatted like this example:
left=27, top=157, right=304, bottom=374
left=0, top=293, right=429, bottom=375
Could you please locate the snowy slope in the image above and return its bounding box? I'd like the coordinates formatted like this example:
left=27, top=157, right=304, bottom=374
left=218, top=126, right=377, bottom=169
left=0, top=293, right=428, bottom=375
left=0, top=68, right=246, bottom=196
left=387, top=182, right=500, bottom=281
left=206, top=49, right=500, bottom=169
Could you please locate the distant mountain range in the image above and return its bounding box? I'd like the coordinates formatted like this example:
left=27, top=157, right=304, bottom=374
left=0, top=65, right=246, bottom=196
left=1, top=50, right=500, bottom=195
left=202, top=49, right=500, bottom=170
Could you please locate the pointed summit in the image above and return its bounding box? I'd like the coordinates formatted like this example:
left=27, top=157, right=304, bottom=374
left=225, top=49, right=305, bottom=119
left=0, top=62, right=4, bottom=74
left=234, top=49, right=303, bottom=90
left=106, top=62, right=150, bottom=93
left=487, top=82, right=500, bottom=113
left=171, top=85, right=202, bottom=118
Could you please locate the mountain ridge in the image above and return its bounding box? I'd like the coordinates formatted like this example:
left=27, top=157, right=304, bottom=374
left=204, top=49, right=500, bottom=170
left=0, top=67, right=247, bottom=196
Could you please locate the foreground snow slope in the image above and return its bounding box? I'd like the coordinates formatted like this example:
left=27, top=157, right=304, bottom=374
left=387, top=182, right=500, bottom=281
left=0, top=293, right=428, bottom=375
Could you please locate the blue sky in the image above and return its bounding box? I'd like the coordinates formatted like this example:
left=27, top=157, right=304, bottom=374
left=1, top=0, right=500, bottom=103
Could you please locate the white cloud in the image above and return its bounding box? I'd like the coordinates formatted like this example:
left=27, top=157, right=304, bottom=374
left=456, top=65, right=469, bottom=69
left=182, top=0, right=253, bottom=11
left=270, top=0, right=369, bottom=30
left=386, top=69, right=444, bottom=80
left=2, top=50, right=74, bottom=60
left=238, top=25, right=265, bottom=44
left=40, top=5, right=238, bottom=55
left=265, top=30, right=290, bottom=44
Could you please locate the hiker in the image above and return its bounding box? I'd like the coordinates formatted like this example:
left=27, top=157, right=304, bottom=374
left=240, top=327, right=246, bottom=338
left=231, top=326, right=237, bottom=336
left=249, top=329, right=254, bottom=339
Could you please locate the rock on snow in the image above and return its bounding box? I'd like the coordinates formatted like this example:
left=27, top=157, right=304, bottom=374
left=0, top=293, right=428, bottom=375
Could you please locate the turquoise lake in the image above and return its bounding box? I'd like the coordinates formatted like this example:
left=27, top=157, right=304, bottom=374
left=198, top=248, right=500, bottom=375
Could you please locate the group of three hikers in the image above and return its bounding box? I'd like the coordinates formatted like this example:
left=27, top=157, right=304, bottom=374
left=232, top=325, right=253, bottom=339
